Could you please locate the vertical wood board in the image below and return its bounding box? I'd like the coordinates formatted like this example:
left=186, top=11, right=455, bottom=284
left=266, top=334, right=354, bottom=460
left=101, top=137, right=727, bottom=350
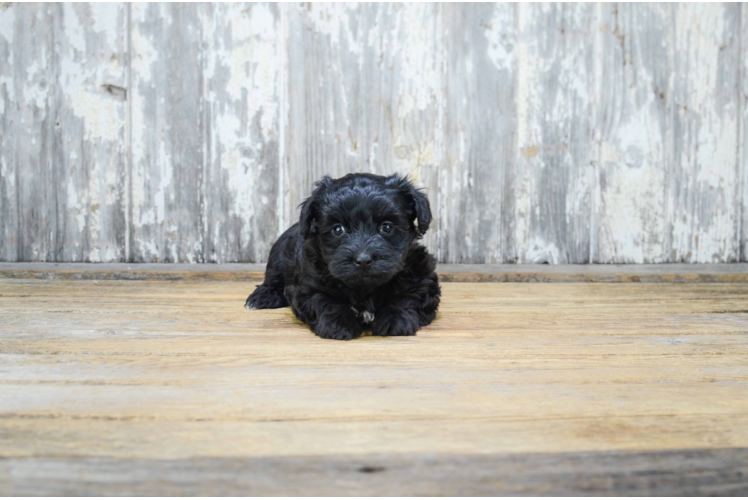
left=442, top=3, right=516, bottom=264
left=55, top=3, right=128, bottom=262
left=202, top=3, right=281, bottom=263
left=129, top=3, right=205, bottom=263
left=593, top=3, right=671, bottom=263
left=740, top=3, right=747, bottom=262
left=4, top=4, right=58, bottom=262
left=0, top=3, right=17, bottom=261
left=670, top=3, right=741, bottom=263
left=512, top=3, right=596, bottom=264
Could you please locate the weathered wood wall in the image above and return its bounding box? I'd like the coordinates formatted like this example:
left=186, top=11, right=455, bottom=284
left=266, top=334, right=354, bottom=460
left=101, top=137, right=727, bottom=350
left=1, top=3, right=746, bottom=264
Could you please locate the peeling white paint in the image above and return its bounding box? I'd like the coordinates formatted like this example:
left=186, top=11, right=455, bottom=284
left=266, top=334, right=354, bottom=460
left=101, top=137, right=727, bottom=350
left=526, top=237, right=562, bottom=265
left=66, top=88, right=122, bottom=142
left=307, top=3, right=360, bottom=55
left=395, top=4, right=442, bottom=117
left=0, top=6, right=14, bottom=43
left=129, top=5, right=159, bottom=85
left=90, top=3, right=119, bottom=44
left=60, top=3, right=124, bottom=142
left=130, top=2, right=163, bottom=245
left=0, top=5, right=14, bottom=116
left=485, top=5, right=515, bottom=72
left=62, top=4, right=86, bottom=54
left=593, top=3, right=671, bottom=263
left=513, top=3, right=597, bottom=264
left=202, top=3, right=281, bottom=262
left=21, top=60, right=48, bottom=109
left=154, top=141, right=172, bottom=226
left=55, top=3, right=128, bottom=261
left=2, top=3, right=746, bottom=264
left=0, top=79, right=8, bottom=115
left=671, top=3, right=740, bottom=262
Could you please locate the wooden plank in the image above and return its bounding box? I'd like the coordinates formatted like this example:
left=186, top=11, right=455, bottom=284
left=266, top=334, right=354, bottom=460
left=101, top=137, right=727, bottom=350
left=3, top=4, right=58, bottom=261
left=670, top=3, right=741, bottom=262
left=2, top=262, right=748, bottom=282
left=0, top=3, right=17, bottom=262
left=593, top=3, right=671, bottom=264
left=129, top=3, right=205, bottom=263
left=202, top=3, right=281, bottom=263
left=2, top=448, right=747, bottom=496
left=55, top=3, right=128, bottom=262
left=512, top=4, right=596, bottom=264
left=1, top=279, right=748, bottom=494
left=436, top=263, right=748, bottom=283
left=441, top=3, right=515, bottom=264
left=0, top=262, right=266, bottom=281
left=283, top=3, right=444, bottom=253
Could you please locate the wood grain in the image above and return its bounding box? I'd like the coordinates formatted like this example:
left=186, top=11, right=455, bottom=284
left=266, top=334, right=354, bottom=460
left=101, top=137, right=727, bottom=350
left=129, top=3, right=205, bottom=263
left=1, top=277, right=748, bottom=494
left=3, top=4, right=58, bottom=262
left=2, top=449, right=748, bottom=496
left=513, top=3, right=595, bottom=264
left=56, top=3, right=129, bottom=263
left=0, top=3, right=18, bottom=262
left=441, top=3, right=515, bottom=264
left=202, top=3, right=281, bottom=264
left=594, top=3, right=670, bottom=264
left=670, top=3, right=741, bottom=263
left=741, top=4, right=748, bottom=263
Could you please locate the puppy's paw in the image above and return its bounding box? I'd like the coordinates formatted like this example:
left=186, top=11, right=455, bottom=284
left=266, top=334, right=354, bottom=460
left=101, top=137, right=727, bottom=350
left=372, top=308, right=420, bottom=337
left=313, top=314, right=363, bottom=341
left=245, top=285, right=289, bottom=310
left=315, top=328, right=361, bottom=341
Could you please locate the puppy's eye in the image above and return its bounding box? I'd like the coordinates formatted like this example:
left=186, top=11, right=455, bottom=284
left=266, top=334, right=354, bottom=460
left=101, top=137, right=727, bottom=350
left=379, top=222, right=394, bottom=235
left=332, top=225, right=346, bottom=237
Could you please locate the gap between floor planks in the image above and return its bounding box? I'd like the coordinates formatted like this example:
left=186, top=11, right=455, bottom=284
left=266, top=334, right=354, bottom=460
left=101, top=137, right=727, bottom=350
left=1, top=262, right=748, bottom=282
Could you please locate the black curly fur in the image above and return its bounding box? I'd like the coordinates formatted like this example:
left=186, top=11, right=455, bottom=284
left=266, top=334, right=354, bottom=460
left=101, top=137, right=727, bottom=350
left=245, top=173, right=440, bottom=341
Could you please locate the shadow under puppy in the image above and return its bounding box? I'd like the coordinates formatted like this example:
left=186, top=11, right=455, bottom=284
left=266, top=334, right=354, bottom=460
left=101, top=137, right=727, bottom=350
left=245, top=173, right=440, bottom=340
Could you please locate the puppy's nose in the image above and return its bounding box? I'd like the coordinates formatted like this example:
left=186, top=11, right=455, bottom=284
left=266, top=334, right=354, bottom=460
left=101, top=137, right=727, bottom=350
left=354, top=253, right=373, bottom=269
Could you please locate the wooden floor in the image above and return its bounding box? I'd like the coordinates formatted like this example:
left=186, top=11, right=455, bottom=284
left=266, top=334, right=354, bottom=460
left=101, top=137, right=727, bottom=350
left=1, top=275, right=748, bottom=495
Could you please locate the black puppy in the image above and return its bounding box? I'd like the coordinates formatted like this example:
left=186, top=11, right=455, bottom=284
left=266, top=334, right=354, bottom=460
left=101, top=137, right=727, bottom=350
left=245, top=173, right=440, bottom=340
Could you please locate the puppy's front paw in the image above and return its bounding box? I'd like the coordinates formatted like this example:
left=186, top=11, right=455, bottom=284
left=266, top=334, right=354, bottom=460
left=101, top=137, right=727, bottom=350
left=245, top=284, right=288, bottom=310
left=372, top=308, right=420, bottom=337
left=313, top=314, right=362, bottom=341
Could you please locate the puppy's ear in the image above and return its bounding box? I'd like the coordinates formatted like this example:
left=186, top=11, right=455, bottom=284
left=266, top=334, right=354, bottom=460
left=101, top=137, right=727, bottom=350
left=298, top=197, right=316, bottom=239
left=387, top=174, right=432, bottom=236
left=299, top=175, right=334, bottom=239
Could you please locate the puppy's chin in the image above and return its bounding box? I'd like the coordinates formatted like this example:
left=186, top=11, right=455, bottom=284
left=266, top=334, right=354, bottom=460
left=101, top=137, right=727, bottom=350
left=338, top=272, right=395, bottom=290
left=327, top=260, right=400, bottom=290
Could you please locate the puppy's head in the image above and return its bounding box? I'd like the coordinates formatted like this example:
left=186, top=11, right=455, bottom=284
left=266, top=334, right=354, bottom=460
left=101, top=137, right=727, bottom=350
left=299, top=173, right=431, bottom=289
